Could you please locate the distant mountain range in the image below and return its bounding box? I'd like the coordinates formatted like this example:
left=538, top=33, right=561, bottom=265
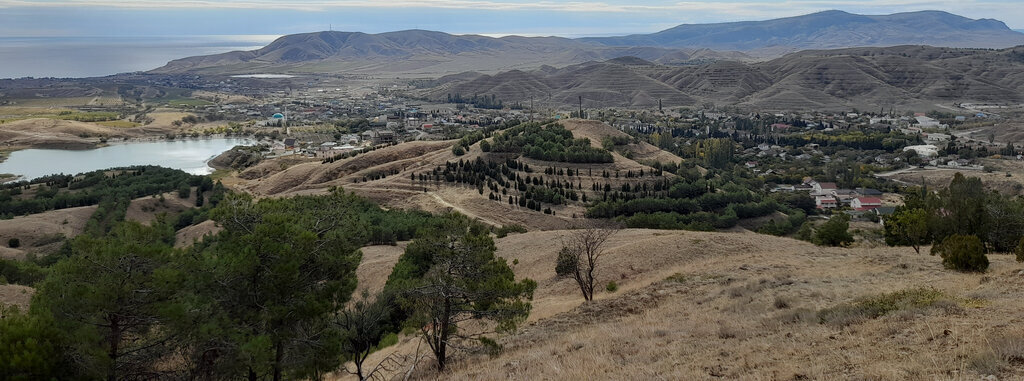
left=151, top=10, right=1024, bottom=76
left=417, top=46, right=1024, bottom=111
left=152, top=31, right=745, bottom=75
left=582, top=10, right=1024, bottom=55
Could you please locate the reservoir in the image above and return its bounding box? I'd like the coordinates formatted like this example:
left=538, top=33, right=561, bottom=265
left=0, top=138, right=254, bottom=181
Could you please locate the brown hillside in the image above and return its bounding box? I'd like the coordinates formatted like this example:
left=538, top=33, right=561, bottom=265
left=0, top=205, right=96, bottom=255
left=231, top=127, right=680, bottom=230
left=333, top=229, right=1024, bottom=380
left=422, top=45, right=1024, bottom=111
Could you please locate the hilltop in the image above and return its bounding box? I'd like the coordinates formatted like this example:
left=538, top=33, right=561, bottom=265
left=420, top=45, right=1024, bottom=110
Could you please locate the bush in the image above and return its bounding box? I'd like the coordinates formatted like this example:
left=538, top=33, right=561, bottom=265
left=7, top=238, right=19, bottom=248
left=813, top=214, right=853, bottom=247
left=452, top=145, right=466, bottom=156
left=177, top=184, right=191, bottom=199
left=795, top=221, right=814, bottom=242
left=555, top=246, right=578, bottom=277
left=817, top=287, right=947, bottom=327
left=0, top=259, right=46, bottom=286
left=931, top=234, right=988, bottom=272
left=605, top=281, right=618, bottom=293
left=493, top=224, right=527, bottom=238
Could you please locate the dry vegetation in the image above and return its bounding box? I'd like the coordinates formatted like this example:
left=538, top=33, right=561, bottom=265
left=123, top=190, right=200, bottom=226
left=890, top=163, right=1024, bottom=197
left=338, top=229, right=1024, bottom=380
left=0, top=284, right=34, bottom=311
left=0, top=205, right=97, bottom=258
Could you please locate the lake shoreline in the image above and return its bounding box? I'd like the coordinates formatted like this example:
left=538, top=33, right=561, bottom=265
left=0, top=137, right=256, bottom=181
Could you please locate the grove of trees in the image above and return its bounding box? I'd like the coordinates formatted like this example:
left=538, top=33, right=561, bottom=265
left=0, top=189, right=535, bottom=380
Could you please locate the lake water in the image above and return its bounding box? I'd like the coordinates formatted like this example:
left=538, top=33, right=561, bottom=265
left=0, top=35, right=277, bottom=79
left=0, top=138, right=254, bottom=180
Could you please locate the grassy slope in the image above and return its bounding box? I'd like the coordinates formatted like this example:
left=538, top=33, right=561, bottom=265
left=339, top=229, right=1024, bottom=380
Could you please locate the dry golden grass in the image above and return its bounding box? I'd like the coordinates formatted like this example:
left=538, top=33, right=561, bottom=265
left=9, top=96, right=122, bottom=108
left=333, top=229, right=1024, bottom=381
left=0, top=205, right=96, bottom=253
left=0, top=118, right=132, bottom=150
left=145, top=111, right=194, bottom=127
left=174, top=220, right=221, bottom=249
left=354, top=243, right=408, bottom=297
left=561, top=118, right=685, bottom=165
left=890, top=160, right=1024, bottom=197
left=0, top=284, right=34, bottom=311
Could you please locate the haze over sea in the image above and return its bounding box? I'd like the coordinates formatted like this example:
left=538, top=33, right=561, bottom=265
left=0, top=35, right=278, bottom=79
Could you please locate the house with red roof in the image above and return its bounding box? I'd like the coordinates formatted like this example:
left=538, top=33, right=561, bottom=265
left=851, top=197, right=883, bottom=211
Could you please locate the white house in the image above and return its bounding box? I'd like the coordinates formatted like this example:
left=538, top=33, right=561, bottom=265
left=816, top=196, right=838, bottom=209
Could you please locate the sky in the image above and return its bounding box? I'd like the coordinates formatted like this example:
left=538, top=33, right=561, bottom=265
left=1, top=0, right=1023, bottom=37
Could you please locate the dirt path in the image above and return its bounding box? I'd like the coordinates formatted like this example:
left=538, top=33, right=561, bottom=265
left=428, top=192, right=501, bottom=226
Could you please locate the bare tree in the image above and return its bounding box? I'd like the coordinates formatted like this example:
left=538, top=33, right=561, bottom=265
left=556, top=227, right=617, bottom=301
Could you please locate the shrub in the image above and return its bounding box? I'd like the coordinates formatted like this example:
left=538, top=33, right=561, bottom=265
left=7, top=238, right=19, bottom=248
left=451, top=145, right=466, bottom=156
left=177, top=184, right=191, bottom=199
left=817, top=287, right=947, bottom=327
left=813, top=214, right=853, bottom=247
left=555, top=246, right=578, bottom=277
left=605, top=281, right=618, bottom=293
left=795, top=221, right=814, bottom=242
left=931, top=234, right=989, bottom=272
left=493, top=224, right=527, bottom=238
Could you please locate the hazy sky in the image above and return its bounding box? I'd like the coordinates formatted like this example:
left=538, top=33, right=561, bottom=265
left=1, top=0, right=1023, bottom=37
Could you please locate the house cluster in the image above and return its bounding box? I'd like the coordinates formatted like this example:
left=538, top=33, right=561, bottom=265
left=806, top=180, right=887, bottom=212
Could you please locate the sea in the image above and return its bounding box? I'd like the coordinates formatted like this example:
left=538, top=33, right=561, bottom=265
left=0, top=35, right=278, bottom=79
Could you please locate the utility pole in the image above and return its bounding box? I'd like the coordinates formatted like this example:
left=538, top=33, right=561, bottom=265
left=659, top=99, right=663, bottom=114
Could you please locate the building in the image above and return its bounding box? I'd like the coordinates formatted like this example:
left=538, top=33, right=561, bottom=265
left=851, top=197, right=883, bottom=211
left=812, top=182, right=837, bottom=194
left=362, top=130, right=396, bottom=145
left=855, top=188, right=883, bottom=197
left=914, top=116, right=947, bottom=129
left=816, top=196, right=838, bottom=209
